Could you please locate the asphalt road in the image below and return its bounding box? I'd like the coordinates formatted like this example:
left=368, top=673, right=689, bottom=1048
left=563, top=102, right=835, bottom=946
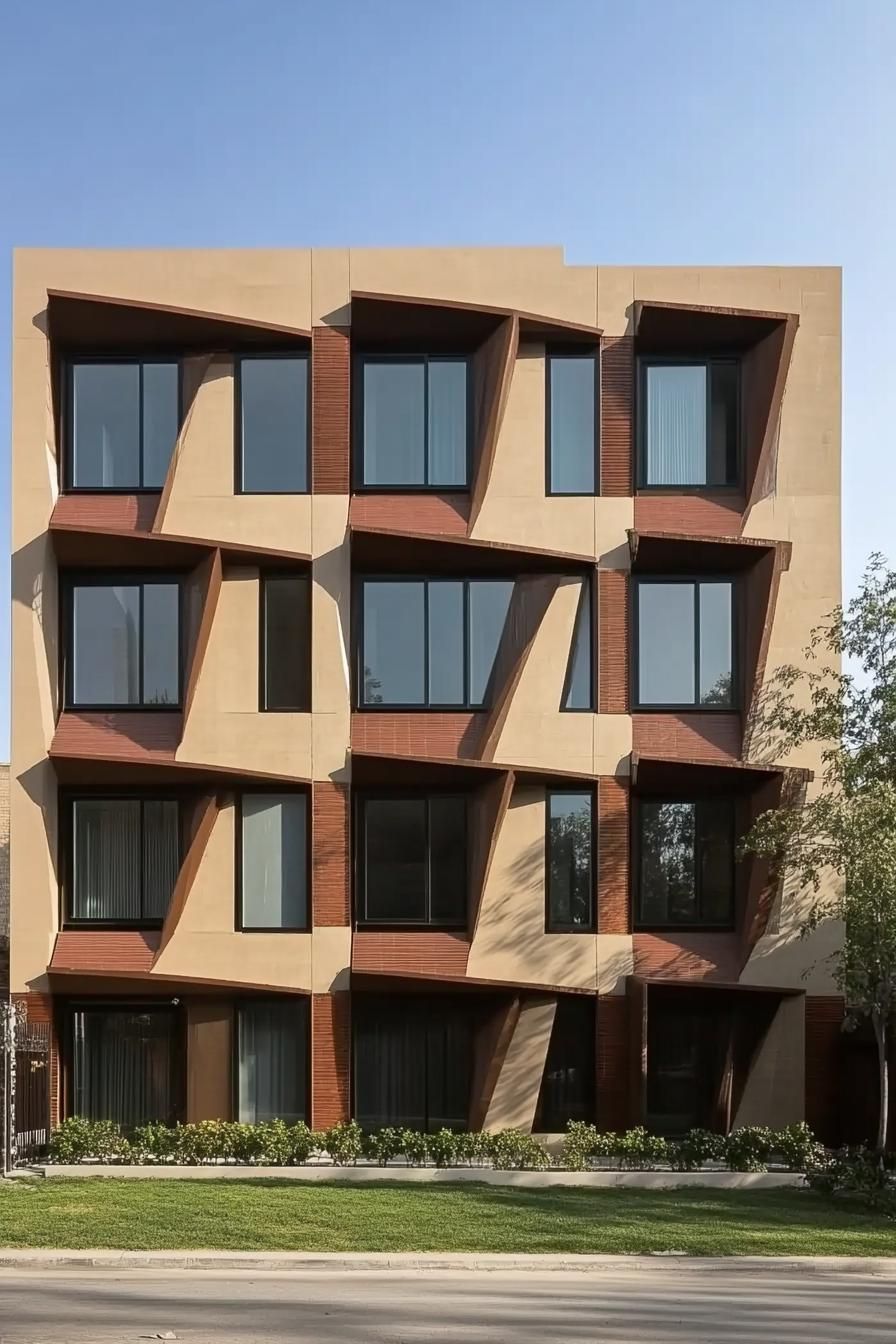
left=0, top=1263, right=894, bottom=1343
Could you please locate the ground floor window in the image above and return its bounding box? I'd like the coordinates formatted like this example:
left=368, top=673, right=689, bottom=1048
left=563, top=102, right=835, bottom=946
left=534, top=997, right=596, bottom=1131
left=237, top=999, right=308, bottom=1123
left=71, top=1006, right=178, bottom=1128
left=354, top=996, right=472, bottom=1131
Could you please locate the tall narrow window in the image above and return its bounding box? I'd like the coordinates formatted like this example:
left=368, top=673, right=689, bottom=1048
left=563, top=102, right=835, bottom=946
left=238, top=355, right=309, bottom=493
left=359, top=795, right=467, bottom=925
left=240, top=793, right=308, bottom=930
left=637, top=798, right=736, bottom=928
left=70, top=797, right=180, bottom=923
left=359, top=357, right=468, bottom=487
left=237, top=999, right=308, bottom=1123
left=68, top=360, right=179, bottom=490
left=547, top=353, right=598, bottom=494
left=635, top=579, right=734, bottom=709
left=534, top=997, right=596, bottom=1131
left=546, top=791, right=594, bottom=931
left=260, top=574, right=311, bottom=711
left=562, top=580, right=593, bottom=710
left=72, top=1007, right=177, bottom=1128
left=640, top=359, right=739, bottom=488
left=68, top=577, right=180, bottom=708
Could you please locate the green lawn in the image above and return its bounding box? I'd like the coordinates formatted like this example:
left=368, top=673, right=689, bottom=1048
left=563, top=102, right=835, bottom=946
left=0, top=1180, right=893, bottom=1255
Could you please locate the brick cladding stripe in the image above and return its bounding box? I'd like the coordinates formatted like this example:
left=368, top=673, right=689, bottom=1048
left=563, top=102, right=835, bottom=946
left=351, top=712, right=483, bottom=759
left=350, top=494, right=470, bottom=536
left=632, top=932, right=741, bottom=981
left=598, top=571, right=629, bottom=714
left=633, top=494, right=746, bottom=537
left=598, top=777, right=629, bottom=933
left=12, top=992, right=60, bottom=1128
left=600, top=336, right=633, bottom=496
left=312, top=325, right=350, bottom=493
left=51, top=493, right=158, bottom=532
left=352, top=931, right=470, bottom=977
left=312, top=782, right=350, bottom=926
left=597, top=996, right=630, bottom=1131
left=50, top=930, right=159, bottom=972
left=805, top=996, right=845, bottom=1146
left=311, top=993, right=350, bottom=1128
left=631, top=713, right=742, bottom=762
left=51, top=711, right=183, bottom=762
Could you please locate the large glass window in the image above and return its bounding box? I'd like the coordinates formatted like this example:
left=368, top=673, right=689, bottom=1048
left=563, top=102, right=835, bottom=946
left=72, top=1007, right=177, bottom=1128
left=635, top=579, right=734, bottom=708
left=240, top=793, right=308, bottom=930
left=69, top=797, right=179, bottom=924
left=358, top=795, right=467, bottom=926
left=237, top=1000, right=308, bottom=1123
left=359, top=357, right=468, bottom=487
left=260, top=574, right=311, bottom=711
left=546, top=791, right=594, bottom=931
left=354, top=996, right=472, bottom=1131
left=547, top=353, right=598, bottom=494
left=636, top=798, right=736, bottom=928
left=640, top=359, right=739, bottom=488
left=562, top=580, right=593, bottom=710
left=360, top=578, right=513, bottom=708
left=238, top=355, right=309, bottom=493
left=534, top=997, right=596, bottom=1131
left=68, top=577, right=180, bottom=708
left=68, top=360, right=179, bottom=490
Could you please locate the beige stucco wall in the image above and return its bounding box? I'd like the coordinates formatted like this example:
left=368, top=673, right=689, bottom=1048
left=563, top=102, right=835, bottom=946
left=483, top=996, right=557, bottom=1131
left=732, top=994, right=805, bottom=1129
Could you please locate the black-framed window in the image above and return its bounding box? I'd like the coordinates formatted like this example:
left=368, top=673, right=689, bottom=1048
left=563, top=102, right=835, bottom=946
left=357, top=794, right=467, bottom=926
left=260, top=573, right=311, bottom=711
left=354, top=995, right=472, bottom=1131
left=67, top=796, right=180, bottom=925
left=634, top=578, right=735, bottom=709
left=236, top=999, right=308, bottom=1124
left=562, top=579, right=594, bottom=710
left=357, top=355, right=469, bottom=488
left=66, top=358, right=180, bottom=491
left=65, top=575, right=181, bottom=709
left=639, top=358, right=739, bottom=488
left=547, top=351, right=599, bottom=494
left=239, top=792, right=308, bottom=930
left=359, top=577, right=513, bottom=708
left=237, top=354, right=309, bottom=493
left=636, top=798, right=736, bottom=929
left=71, top=1005, right=180, bottom=1128
left=534, top=997, right=596, bottom=1131
left=546, top=790, right=594, bottom=931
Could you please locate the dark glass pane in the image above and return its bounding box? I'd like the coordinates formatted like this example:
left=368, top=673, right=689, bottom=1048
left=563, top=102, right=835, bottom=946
left=639, top=802, right=696, bottom=925
left=708, top=362, right=739, bottom=486
left=362, top=582, right=424, bottom=705
left=73, top=1009, right=175, bottom=1128
left=698, top=800, right=735, bottom=924
left=425, top=1004, right=472, bottom=1130
left=71, top=364, right=140, bottom=488
left=241, top=794, right=307, bottom=929
left=363, top=799, right=427, bottom=922
left=72, top=799, right=141, bottom=920
left=362, top=362, right=425, bottom=485
left=143, top=800, right=180, bottom=921
left=354, top=1000, right=426, bottom=1130
left=142, top=583, right=180, bottom=705
left=141, top=363, right=179, bottom=489
left=429, top=797, right=467, bottom=924
left=427, top=582, right=465, bottom=705
left=535, top=998, right=595, bottom=1131
left=428, top=361, right=468, bottom=486
left=563, top=581, right=593, bottom=709
left=549, top=357, right=596, bottom=493
left=638, top=582, right=695, bottom=705
left=72, top=584, right=140, bottom=705
left=699, top=583, right=733, bottom=705
left=263, top=576, right=310, bottom=710
left=644, top=364, right=706, bottom=485
left=646, top=1006, right=710, bottom=1135
left=240, top=357, right=308, bottom=492
left=467, top=580, right=513, bottom=706
left=238, top=1000, right=307, bottom=1123
left=547, top=792, right=593, bottom=928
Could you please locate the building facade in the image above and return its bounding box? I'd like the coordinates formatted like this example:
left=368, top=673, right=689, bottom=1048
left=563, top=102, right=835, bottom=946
left=9, top=249, right=843, bottom=1140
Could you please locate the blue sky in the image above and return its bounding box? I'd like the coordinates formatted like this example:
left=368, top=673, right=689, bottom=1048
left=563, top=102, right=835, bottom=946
left=1, top=0, right=893, bottom=758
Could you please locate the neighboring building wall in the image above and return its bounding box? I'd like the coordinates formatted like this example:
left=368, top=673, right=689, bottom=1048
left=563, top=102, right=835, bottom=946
left=0, top=765, right=8, bottom=999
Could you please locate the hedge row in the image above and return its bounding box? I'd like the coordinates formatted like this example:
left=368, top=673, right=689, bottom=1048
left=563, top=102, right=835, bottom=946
left=46, top=1117, right=824, bottom=1173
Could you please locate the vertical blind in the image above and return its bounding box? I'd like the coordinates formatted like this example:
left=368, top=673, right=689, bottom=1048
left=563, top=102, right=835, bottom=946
left=71, top=798, right=179, bottom=921
left=241, top=794, right=308, bottom=928
left=237, top=1000, right=307, bottom=1123
left=72, top=1008, right=176, bottom=1128
left=645, top=365, right=707, bottom=485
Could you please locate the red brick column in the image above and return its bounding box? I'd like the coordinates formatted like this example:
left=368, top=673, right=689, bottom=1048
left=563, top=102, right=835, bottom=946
left=805, top=996, right=845, bottom=1145
left=311, top=993, right=351, bottom=1129
left=312, top=782, right=350, bottom=927
left=12, top=991, right=60, bottom=1128
left=598, top=570, right=629, bottom=714
left=311, top=325, right=350, bottom=493
left=600, top=336, right=634, bottom=496
left=598, top=777, right=630, bottom=933
left=597, top=995, right=630, bottom=1132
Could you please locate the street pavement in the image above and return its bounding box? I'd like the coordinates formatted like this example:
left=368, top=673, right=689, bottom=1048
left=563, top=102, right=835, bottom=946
left=0, top=1260, right=894, bottom=1343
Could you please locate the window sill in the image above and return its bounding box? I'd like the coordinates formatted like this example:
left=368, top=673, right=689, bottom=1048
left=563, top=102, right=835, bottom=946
left=545, top=925, right=596, bottom=935
left=635, top=485, right=744, bottom=497
left=631, top=704, right=738, bottom=715
left=61, top=487, right=164, bottom=496
left=633, top=923, right=736, bottom=934
left=237, top=925, right=311, bottom=934
left=62, top=921, right=165, bottom=931
left=64, top=703, right=184, bottom=713
left=353, top=484, right=471, bottom=494
left=356, top=922, right=469, bottom=934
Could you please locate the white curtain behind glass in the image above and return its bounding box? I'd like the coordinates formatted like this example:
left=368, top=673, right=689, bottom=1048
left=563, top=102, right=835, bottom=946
left=646, top=365, right=706, bottom=485
left=241, top=794, right=307, bottom=928
left=427, top=361, right=467, bottom=485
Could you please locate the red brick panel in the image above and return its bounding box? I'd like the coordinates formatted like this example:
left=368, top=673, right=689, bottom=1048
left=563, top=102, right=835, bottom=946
left=50, top=930, right=160, bottom=973
left=632, top=932, right=741, bottom=982
left=805, top=996, right=845, bottom=1146
left=349, top=494, right=470, bottom=536
left=597, top=995, right=630, bottom=1131
left=600, top=336, right=634, bottom=496
left=351, top=712, right=483, bottom=760
left=598, top=777, right=630, bottom=933
left=312, top=782, right=350, bottom=927
left=50, top=711, right=183, bottom=764
left=312, top=325, right=350, bottom=493
left=352, top=931, right=470, bottom=977
left=12, top=992, right=60, bottom=1129
left=311, top=992, right=351, bottom=1128
left=632, top=713, right=742, bottom=762
left=50, top=493, right=159, bottom=532
left=598, top=570, right=629, bottom=714
left=633, top=494, right=745, bottom=537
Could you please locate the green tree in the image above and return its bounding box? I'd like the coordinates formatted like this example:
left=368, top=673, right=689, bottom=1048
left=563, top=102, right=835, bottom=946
left=742, top=554, right=896, bottom=1153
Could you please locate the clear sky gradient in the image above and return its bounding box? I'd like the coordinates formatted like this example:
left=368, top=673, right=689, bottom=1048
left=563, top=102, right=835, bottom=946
left=1, top=0, right=893, bottom=758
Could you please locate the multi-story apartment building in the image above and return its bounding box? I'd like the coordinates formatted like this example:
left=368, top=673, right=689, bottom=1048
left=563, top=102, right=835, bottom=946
left=9, top=249, right=843, bottom=1141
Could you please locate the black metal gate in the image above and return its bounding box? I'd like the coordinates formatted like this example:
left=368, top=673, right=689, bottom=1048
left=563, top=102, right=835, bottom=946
left=2, top=1004, right=51, bottom=1170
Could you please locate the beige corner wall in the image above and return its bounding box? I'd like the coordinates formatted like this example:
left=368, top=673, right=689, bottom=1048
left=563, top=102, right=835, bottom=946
left=732, top=994, right=805, bottom=1129
left=483, top=996, right=557, bottom=1131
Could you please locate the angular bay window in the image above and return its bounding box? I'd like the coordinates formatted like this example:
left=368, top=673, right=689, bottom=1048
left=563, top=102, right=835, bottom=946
left=72, top=1007, right=178, bottom=1128
left=239, top=793, right=308, bottom=930
left=67, top=359, right=180, bottom=490
left=636, top=799, right=736, bottom=928
left=67, top=576, right=181, bottom=708
left=546, top=791, right=594, bottom=931
left=358, top=356, right=469, bottom=487
left=635, top=579, right=735, bottom=709
left=69, top=797, right=180, bottom=924
left=640, top=359, right=739, bottom=488
left=237, top=355, right=309, bottom=493
left=358, top=795, right=467, bottom=926
left=547, top=352, right=598, bottom=494
left=260, top=573, right=311, bottom=711
left=354, top=996, right=472, bottom=1131
left=360, top=578, right=512, bottom=708
left=237, top=999, right=308, bottom=1124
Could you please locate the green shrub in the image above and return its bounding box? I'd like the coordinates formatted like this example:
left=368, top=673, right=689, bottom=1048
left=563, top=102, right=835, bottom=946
left=176, top=1120, right=236, bottom=1165
left=668, top=1128, right=726, bottom=1171
left=612, top=1127, right=669, bottom=1170
left=771, top=1122, right=824, bottom=1172
left=323, top=1120, right=363, bottom=1166
left=806, top=1146, right=895, bottom=1214
left=490, top=1129, right=551, bottom=1170
left=427, top=1128, right=461, bottom=1168
left=561, top=1122, right=617, bottom=1170
left=400, top=1128, right=430, bottom=1165
left=362, top=1126, right=403, bottom=1166
left=454, top=1130, right=493, bottom=1167
left=47, top=1117, right=130, bottom=1164
left=131, top=1121, right=180, bottom=1164
left=724, top=1126, right=773, bottom=1172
